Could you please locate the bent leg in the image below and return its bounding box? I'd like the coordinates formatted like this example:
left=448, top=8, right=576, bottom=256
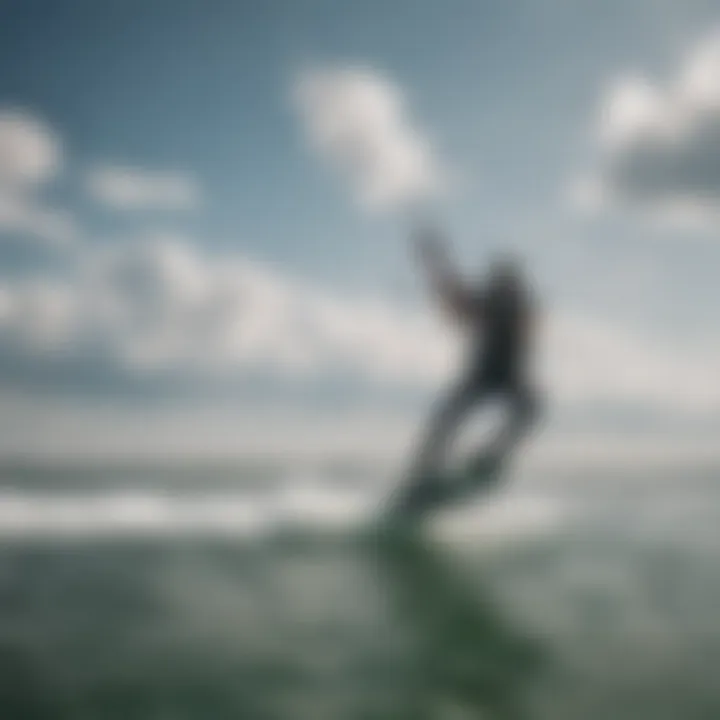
left=398, top=383, right=541, bottom=516
left=493, top=383, right=540, bottom=455
left=447, top=384, right=539, bottom=507
left=409, top=377, right=486, bottom=480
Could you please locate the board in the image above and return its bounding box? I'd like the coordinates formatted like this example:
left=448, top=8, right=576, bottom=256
left=386, top=446, right=508, bottom=523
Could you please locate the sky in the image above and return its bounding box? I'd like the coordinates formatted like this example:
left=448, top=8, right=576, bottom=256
left=0, top=0, right=719, bottom=463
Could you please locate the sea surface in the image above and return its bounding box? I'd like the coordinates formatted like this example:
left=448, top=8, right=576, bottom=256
left=1, top=460, right=720, bottom=719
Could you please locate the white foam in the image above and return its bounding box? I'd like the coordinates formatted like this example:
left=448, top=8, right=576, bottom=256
left=432, top=494, right=570, bottom=542
left=0, top=483, right=571, bottom=542
left=0, top=479, right=382, bottom=538
left=0, top=491, right=272, bottom=538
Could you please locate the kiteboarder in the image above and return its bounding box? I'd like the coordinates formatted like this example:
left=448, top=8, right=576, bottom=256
left=404, top=226, right=540, bottom=507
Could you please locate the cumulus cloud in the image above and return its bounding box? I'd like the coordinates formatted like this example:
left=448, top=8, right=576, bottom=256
left=572, top=30, right=720, bottom=224
left=0, top=109, right=75, bottom=246
left=0, top=234, right=457, bottom=385
left=0, top=107, right=713, bottom=418
left=0, top=110, right=60, bottom=189
left=543, top=313, right=720, bottom=414
left=0, top=231, right=717, bottom=419
left=293, top=67, right=443, bottom=212
left=86, top=166, right=201, bottom=211
left=0, top=194, right=77, bottom=248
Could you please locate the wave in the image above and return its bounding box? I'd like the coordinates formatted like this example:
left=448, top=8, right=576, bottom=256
left=0, top=474, right=568, bottom=541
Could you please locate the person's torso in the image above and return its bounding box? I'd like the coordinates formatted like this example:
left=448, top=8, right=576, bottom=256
left=468, top=281, right=529, bottom=383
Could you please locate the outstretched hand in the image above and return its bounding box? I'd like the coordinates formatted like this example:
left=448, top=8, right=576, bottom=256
left=409, top=223, right=473, bottom=323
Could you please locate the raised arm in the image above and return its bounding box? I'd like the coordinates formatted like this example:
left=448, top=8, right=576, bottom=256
left=412, top=226, right=477, bottom=323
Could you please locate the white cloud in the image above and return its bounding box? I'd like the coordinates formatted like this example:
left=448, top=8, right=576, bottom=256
left=543, top=313, right=720, bottom=414
left=90, top=236, right=455, bottom=380
left=293, top=67, right=443, bottom=212
left=0, top=109, right=75, bottom=247
left=0, top=107, right=710, bottom=417
left=0, top=110, right=60, bottom=189
left=573, top=30, right=720, bottom=225
left=0, top=193, right=77, bottom=248
left=0, top=234, right=457, bottom=383
left=86, top=166, right=200, bottom=211
left=0, top=232, right=717, bottom=420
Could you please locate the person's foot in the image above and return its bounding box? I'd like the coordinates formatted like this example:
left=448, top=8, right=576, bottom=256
left=388, top=473, right=441, bottom=520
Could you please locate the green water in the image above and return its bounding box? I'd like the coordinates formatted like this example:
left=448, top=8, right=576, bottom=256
left=1, top=467, right=720, bottom=719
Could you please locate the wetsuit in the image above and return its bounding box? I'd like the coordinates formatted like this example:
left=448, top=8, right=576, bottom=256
left=411, top=273, right=538, bottom=480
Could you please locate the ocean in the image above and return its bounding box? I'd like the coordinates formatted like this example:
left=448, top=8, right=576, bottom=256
left=1, top=460, right=719, bottom=719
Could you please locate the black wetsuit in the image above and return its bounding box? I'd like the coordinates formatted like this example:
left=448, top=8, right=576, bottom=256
left=411, top=275, right=538, bottom=480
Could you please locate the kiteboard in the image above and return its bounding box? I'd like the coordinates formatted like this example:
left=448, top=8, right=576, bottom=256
left=386, top=445, right=508, bottom=523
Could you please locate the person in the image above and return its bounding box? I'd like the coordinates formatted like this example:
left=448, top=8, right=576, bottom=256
left=407, top=226, right=539, bottom=490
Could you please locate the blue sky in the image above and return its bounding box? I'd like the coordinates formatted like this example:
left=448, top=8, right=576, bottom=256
left=0, top=0, right=719, bottom=462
